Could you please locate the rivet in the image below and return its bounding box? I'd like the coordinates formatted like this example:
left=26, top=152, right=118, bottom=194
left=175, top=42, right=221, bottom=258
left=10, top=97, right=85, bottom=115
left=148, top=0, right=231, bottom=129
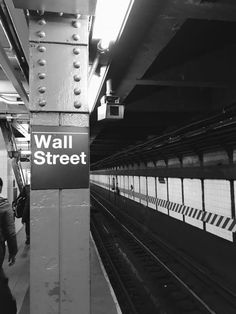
left=38, top=19, right=46, bottom=26
left=72, top=21, right=81, bottom=28
left=38, top=87, right=46, bottom=93
left=37, top=10, right=44, bottom=16
left=73, top=47, right=80, bottom=55
left=74, top=88, right=81, bottom=95
left=38, top=45, right=46, bottom=52
left=75, top=14, right=81, bottom=19
left=38, top=73, right=46, bottom=79
left=73, top=61, right=80, bottom=69
left=58, top=12, right=64, bottom=16
left=39, top=100, right=46, bottom=107
left=74, top=101, right=82, bottom=109
left=72, top=34, right=80, bottom=41
left=37, top=10, right=45, bottom=16
left=74, top=75, right=81, bottom=82
left=37, top=31, right=46, bottom=38
left=38, top=59, right=46, bottom=66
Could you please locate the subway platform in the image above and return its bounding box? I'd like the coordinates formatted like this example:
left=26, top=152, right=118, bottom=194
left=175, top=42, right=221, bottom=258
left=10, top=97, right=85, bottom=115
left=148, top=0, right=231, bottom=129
left=3, top=226, right=119, bottom=314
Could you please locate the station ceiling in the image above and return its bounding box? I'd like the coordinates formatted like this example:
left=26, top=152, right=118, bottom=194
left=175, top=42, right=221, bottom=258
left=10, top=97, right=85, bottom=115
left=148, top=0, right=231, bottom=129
left=0, top=0, right=236, bottom=169
left=90, top=0, right=236, bottom=168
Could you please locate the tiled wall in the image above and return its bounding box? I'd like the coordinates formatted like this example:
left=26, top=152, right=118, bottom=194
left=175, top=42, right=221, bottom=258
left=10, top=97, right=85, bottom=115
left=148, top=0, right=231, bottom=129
left=129, top=176, right=134, bottom=200
left=147, top=177, right=156, bottom=209
left=134, top=176, right=140, bottom=202
left=140, top=176, right=147, bottom=205
left=183, top=179, right=203, bottom=229
left=156, top=177, right=168, bottom=214
left=204, top=180, right=231, bottom=217
left=91, top=173, right=236, bottom=242
left=204, top=179, right=232, bottom=241
left=168, top=178, right=183, bottom=221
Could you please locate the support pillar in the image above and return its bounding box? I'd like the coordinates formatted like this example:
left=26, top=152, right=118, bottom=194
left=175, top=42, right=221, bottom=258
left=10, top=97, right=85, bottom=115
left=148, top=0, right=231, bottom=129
left=29, top=12, right=90, bottom=313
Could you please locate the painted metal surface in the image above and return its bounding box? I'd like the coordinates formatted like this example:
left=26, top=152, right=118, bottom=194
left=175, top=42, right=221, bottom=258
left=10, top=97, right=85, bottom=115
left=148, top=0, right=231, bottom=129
left=30, top=189, right=60, bottom=313
left=13, top=0, right=96, bottom=15
left=29, top=12, right=90, bottom=314
left=60, top=189, right=90, bottom=313
left=29, top=16, right=88, bottom=45
left=29, top=16, right=88, bottom=113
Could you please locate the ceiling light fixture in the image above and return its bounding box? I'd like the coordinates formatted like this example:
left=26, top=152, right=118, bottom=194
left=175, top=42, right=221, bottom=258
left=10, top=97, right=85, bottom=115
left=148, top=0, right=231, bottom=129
left=92, top=0, right=133, bottom=45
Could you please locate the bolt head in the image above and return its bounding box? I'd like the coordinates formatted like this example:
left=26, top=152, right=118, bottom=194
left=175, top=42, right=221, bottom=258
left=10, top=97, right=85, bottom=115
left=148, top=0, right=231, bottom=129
left=74, top=101, right=82, bottom=109
left=73, top=48, right=80, bottom=55
left=73, top=61, right=80, bottom=69
left=38, top=73, right=46, bottom=79
left=72, top=34, right=80, bottom=41
left=38, top=87, right=46, bottom=93
left=37, top=31, right=46, bottom=38
left=38, top=19, right=46, bottom=25
left=74, top=75, right=81, bottom=82
left=38, top=59, right=46, bottom=66
left=39, top=100, right=46, bottom=107
left=74, top=88, right=81, bottom=95
left=38, top=45, right=46, bottom=52
left=72, top=21, right=81, bottom=28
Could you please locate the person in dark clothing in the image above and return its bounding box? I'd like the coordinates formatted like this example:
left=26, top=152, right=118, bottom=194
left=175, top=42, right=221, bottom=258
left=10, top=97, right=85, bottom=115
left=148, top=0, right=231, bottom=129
left=21, top=185, right=30, bottom=245
left=15, top=185, right=30, bottom=245
left=0, top=177, right=18, bottom=314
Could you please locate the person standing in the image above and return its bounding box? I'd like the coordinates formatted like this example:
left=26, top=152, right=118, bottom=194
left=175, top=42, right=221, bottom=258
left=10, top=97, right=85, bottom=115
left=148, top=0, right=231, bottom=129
left=22, top=185, right=30, bottom=245
left=0, top=177, right=18, bottom=313
left=13, top=185, right=30, bottom=245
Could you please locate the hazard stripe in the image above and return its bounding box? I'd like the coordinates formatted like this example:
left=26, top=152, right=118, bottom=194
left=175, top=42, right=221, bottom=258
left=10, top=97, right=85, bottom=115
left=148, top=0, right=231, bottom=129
left=92, top=182, right=236, bottom=233
left=222, top=217, right=231, bottom=229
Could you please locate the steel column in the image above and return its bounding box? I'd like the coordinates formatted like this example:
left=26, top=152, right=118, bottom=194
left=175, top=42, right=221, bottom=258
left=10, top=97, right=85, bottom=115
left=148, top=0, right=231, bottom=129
left=29, top=13, right=89, bottom=314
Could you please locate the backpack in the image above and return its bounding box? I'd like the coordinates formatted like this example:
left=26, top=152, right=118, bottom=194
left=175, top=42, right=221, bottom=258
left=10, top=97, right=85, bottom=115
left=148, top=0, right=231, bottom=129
left=12, top=195, right=26, bottom=218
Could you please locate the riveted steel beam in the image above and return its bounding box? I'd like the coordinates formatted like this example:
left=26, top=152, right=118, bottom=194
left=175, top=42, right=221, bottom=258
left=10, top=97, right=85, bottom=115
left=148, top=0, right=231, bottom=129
left=29, top=14, right=88, bottom=112
left=13, top=0, right=96, bottom=15
left=29, top=12, right=90, bottom=314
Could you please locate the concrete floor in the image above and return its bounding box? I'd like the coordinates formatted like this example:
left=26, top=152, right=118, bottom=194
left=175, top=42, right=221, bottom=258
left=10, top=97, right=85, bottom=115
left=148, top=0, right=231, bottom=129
left=3, top=227, right=119, bottom=314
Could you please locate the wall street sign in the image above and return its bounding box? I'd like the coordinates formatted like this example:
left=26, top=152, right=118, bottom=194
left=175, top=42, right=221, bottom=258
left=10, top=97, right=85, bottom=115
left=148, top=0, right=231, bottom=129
left=31, top=125, right=89, bottom=190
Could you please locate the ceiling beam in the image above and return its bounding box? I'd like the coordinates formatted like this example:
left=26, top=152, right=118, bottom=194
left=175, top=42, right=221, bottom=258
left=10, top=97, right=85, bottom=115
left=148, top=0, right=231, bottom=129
left=116, top=10, right=185, bottom=100
left=0, top=43, right=29, bottom=109
left=4, top=0, right=29, bottom=64
left=12, top=120, right=29, bottom=139
left=146, top=45, right=236, bottom=87
left=135, top=79, right=228, bottom=89
left=173, top=1, right=236, bottom=22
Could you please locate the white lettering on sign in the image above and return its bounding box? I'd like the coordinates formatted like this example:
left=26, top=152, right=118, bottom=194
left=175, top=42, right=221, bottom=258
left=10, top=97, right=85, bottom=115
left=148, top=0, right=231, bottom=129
left=34, top=134, right=73, bottom=149
left=33, top=134, right=87, bottom=166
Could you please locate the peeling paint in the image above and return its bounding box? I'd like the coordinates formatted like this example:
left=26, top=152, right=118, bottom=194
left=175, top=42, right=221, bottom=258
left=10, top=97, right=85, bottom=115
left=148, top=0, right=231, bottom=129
left=48, top=282, right=60, bottom=303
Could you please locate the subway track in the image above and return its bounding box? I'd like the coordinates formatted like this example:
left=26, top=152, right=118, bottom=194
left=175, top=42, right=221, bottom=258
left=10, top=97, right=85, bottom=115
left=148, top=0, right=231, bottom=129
left=91, top=189, right=236, bottom=314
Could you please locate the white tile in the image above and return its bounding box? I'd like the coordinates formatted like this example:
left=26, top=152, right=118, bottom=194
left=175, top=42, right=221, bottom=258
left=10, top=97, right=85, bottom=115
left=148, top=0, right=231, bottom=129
left=204, top=180, right=231, bottom=217
left=156, top=177, right=167, bottom=200
left=140, top=176, right=147, bottom=205
left=169, top=211, right=183, bottom=221
left=206, top=223, right=233, bottom=242
left=168, top=178, right=182, bottom=204
left=185, top=216, right=203, bottom=229
left=147, top=177, right=156, bottom=210
left=183, top=179, right=202, bottom=210
left=134, top=176, right=140, bottom=202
